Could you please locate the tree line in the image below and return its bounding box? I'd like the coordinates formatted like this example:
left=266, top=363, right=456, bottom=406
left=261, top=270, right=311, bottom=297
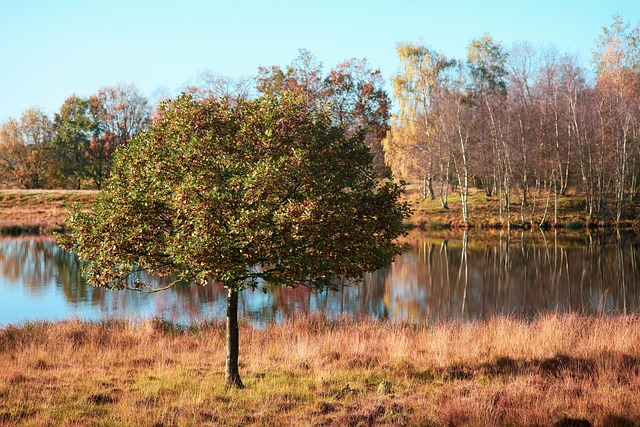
left=0, top=83, right=152, bottom=190
left=2, top=15, right=638, bottom=225
left=385, top=15, right=640, bottom=226
left=0, top=51, right=390, bottom=190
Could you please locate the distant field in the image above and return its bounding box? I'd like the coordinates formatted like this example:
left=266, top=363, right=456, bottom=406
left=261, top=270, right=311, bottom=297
left=0, top=190, right=97, bottom=235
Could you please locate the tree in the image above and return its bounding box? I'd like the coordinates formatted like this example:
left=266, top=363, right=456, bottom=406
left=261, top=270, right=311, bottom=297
left=442, top=66, right=475, bottom=224
left=60, top=93, right=410, bottom=388
left=184, top=70, right=253, bottom=103
left=257, top=51, right=393, bottom=178
left=88, top=82, right=151, bottom=189
left=593, top=15, right=640, bottom=223
left=0, top=108, right=55, bottom=188
left=53, top=95, right=98, bottom=189
left=506, top=42, right=537, bottom=223
left=255, top=49, right=325, bottom=102
left=384, top=42, right=455, bottom=203
left=534, top=48, right=573, bottom=203
left=467, top=34, right=509, bottom=222
left=325, top=58, right=392, bottom=177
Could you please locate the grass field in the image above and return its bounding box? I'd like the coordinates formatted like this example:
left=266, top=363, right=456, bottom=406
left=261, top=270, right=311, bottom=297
left=0, top=190, right=96, bottom=235
left=1, top=314, right=639, bottom=426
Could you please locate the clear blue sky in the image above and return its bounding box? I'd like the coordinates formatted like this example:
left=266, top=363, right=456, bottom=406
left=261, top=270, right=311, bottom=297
left=1, top=0, right=639, bottom=120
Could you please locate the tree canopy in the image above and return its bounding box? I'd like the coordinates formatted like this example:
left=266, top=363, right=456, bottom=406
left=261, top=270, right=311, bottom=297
left=0, top=107, right=54, bottom=189
left=60, top=92, right=410, bottom=386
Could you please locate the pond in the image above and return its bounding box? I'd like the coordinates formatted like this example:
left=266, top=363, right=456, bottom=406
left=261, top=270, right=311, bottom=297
left=0, top=230, right=639, bottom=327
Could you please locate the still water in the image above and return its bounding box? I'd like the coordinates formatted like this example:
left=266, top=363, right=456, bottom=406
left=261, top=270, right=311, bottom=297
left=1, top=230, right=639, bottom=326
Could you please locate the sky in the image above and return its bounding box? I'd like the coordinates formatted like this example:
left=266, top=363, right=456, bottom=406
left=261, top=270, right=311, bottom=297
left=1, top=0, right=639, bottom=121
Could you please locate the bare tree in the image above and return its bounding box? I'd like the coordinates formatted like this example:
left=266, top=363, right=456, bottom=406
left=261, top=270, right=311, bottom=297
left=185, top=70, right=253, bottom=103
left=88, top=82, right=151, bottom=189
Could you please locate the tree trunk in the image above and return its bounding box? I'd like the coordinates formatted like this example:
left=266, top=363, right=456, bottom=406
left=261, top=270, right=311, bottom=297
left=427, top=175, right=435, bottom=200
left=225, top=288, right=244, bottom=388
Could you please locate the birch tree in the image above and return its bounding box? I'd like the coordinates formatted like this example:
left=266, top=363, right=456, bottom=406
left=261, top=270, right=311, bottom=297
left=593, top=15, right=640, bottom=224
left=384, top=42, right=455, bottom=204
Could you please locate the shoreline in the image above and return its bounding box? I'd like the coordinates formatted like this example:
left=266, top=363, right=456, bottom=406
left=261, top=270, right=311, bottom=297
left=0, top=190, right=97, bottom=236
left=406, top=187, right=640, bottom=233
left=0, top=189, right=638, bottom=237
left=1, top=314, right=639, bottom=426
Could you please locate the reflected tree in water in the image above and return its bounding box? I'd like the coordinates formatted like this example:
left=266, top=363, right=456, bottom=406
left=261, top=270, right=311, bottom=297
left=0, top=238, right=103, bottom=305
left=2, top=231, right=639, bottom=326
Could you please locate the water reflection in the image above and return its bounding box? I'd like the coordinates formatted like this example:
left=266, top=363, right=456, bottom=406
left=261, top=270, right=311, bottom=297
left=0, top=230, right=638, bottom=326
left=387, top=230, right=640, bottom=321
left=0, top=238, right=94, bottom=302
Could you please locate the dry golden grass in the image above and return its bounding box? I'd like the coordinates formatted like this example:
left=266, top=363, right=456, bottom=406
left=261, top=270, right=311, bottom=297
left=0, top=190, right=96, bottom=235
left=1, top=315, right=640, bottom=426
